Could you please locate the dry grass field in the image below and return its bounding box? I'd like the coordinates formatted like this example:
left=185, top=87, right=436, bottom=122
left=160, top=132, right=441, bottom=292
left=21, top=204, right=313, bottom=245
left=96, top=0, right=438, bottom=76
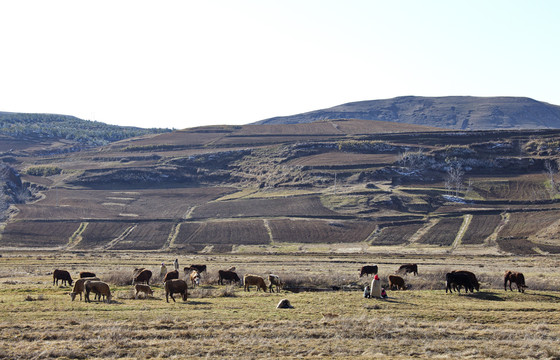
left=0, top=251, right=559, bottom=359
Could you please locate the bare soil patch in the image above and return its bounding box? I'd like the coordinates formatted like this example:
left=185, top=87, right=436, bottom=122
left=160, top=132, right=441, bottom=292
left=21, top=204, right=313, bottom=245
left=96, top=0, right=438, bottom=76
left=268, top=219, right=376, bottom=243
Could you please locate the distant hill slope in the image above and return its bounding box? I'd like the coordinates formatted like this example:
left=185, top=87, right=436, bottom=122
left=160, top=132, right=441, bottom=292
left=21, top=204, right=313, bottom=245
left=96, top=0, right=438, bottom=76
left=255, top=96, right=560, bottom=130
left=0, top=111, right=170, bottom=147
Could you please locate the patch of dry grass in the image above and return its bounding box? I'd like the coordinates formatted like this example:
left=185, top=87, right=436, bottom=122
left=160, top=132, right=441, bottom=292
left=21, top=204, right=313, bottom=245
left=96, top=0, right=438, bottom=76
left=0, top=251, right=559, bottom=359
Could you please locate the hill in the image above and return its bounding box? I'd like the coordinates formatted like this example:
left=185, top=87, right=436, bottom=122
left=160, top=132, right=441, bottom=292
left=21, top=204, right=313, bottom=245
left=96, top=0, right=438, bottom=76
left=2, top=118, right=560, bottom=255
left=255, top=96, right=560, bottom=130
left=0, top=111, right=170, bottom=150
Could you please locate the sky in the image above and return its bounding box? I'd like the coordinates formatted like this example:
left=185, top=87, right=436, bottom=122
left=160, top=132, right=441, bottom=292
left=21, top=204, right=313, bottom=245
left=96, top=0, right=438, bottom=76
left=1, top=1, right=559, bottom=130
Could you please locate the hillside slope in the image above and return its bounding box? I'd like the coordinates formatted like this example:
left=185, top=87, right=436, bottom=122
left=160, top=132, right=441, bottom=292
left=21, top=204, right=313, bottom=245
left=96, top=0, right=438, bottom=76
left=255, top=96, right=560, bottom=130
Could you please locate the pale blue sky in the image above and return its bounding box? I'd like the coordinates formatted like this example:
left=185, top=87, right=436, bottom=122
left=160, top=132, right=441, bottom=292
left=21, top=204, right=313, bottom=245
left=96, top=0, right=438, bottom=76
left=1, top=1, right=559, bottom=129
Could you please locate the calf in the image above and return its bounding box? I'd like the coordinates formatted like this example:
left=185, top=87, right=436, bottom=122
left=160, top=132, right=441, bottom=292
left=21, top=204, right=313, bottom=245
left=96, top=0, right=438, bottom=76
left=446, top=272, right=473, bottom=293
left=504, top=271, right=527, bottom=293
left=69, top=277, right=100, bottom=301
left=219, top=270, right=240, bottom=285
left=133, top=269, right=152, bottom=285
left=134, top=284, right=154, bottom=298
left=189, top=270, right=201, bottom=288
left=165, top=279, right=188, bottom=302
left=388, top=275, right=406, bottom=290
left=79, top=271, right=96, bottom=278
left=53, top=269, right=73, bottom=287
left=359, top=265, right=378, bottom=277
left=268, top=274, right=283, bottom=293
left=397, top=264, right=418, bottom=276
left=85, top=280, right=112, bottom=303
left=244, top=274, right=267, bottom=292
left=163, top=270, right=179, bottom=283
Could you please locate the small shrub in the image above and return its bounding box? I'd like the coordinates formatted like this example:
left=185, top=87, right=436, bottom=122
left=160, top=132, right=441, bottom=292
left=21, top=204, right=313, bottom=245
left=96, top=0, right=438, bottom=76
left=213, top=285, right=237, bottom=297
left=25, top=166, right=62, bottom=176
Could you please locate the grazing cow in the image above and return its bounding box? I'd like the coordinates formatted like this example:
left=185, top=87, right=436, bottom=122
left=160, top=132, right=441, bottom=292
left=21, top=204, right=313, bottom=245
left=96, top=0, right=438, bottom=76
left=218, top=270, right=240, bottom=285
left=397, top=264, right=418, bottom=276
left=53, top=269, right=73, bottom=287
left=165, top=279, right=188, bottom=303
left=388, top=275, right=406, bottom=290
left=189, top=270, right=201, bottom=288
left=133, top=269, right=152, bottom=285
left=69, top=277, right=100, bottom=301
left=163, top=270, right=179, bottom=283
left=446, top=272, right=474, bottom=293
left=359, top=265, right=378, bottom=277
left=79, top=271, right=96, bottom=279
left=504, top=271, right=527, bottom=293
left=268, top=274, right=283, bottom=293
left=244, top=274, right=267, bottom=292
left=85, top=280, right=112, bottom=303
left=451, top=270, right=480, bottom=291
left=186, top=264, right=207, bottom=274
left=134, top=284, right=153, bottom=298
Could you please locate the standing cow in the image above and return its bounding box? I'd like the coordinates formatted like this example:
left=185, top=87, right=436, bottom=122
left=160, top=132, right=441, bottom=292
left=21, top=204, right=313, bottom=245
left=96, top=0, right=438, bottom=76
left=359, top=265, right=378, bottom=277
left=133, top=269, right=152, bottom=285
left=397, top=264, right=418, bottom=276
left=388, top=275, right=406, bottom=290
left=504, top=271, right=527, bottom=293
left=243, top=274, right=267, bottom=292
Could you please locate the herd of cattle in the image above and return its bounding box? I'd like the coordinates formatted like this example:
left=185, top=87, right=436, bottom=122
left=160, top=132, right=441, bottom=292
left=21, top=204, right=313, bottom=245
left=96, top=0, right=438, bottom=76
left=51, top=263, right=528, bottom=304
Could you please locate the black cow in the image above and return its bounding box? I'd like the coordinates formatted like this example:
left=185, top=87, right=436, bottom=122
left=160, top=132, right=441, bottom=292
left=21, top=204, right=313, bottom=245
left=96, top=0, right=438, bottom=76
left=185, top=264, right=207, bottom=274
left=53, top=269, right=73, bottom=286
left=446, top=272, right=474, bottom=293
left=218, top=270, right=240, bottom=285
left=359, top=265, right=378, bottom=277
left=452, top=270, right=480, bottom=291
left=398, top=263, right=418, bottom=276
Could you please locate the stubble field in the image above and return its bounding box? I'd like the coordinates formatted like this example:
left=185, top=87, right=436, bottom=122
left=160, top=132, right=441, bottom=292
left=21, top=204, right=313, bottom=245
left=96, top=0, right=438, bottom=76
left=0, top=251, right=559, bottom=359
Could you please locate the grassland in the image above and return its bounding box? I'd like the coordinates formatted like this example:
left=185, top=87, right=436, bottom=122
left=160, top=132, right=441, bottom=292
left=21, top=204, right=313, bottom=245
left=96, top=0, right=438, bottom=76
left=0, top=251, right=559, bottom=359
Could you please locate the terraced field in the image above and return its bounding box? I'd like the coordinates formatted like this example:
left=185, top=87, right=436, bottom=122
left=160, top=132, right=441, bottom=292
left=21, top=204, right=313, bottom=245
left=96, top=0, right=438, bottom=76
left=268, top=219, right=376, bottom=244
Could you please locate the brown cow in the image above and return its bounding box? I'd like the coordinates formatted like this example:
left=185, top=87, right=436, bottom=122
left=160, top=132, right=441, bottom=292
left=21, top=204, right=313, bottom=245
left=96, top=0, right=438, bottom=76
left=165, top=279, right=188, bottom=302
left=244, top=274, right=267, bottom=292
left=388, top=275, right=406, bottom=290
left=163, top=270, right=179, bottom=283
left=268, top=274, right=283, bottom=293
left=359, top=265, right=378, bottom=277
left=133, top=269, right=152, bottom=285
left=504, top=271, right=527, bottom=293
left=70, top=277, right=100, bottom=301
left=85, top=280, right=112, bottom=303
left=134, top=284, right=153, bottom=298
left=397, top=264, right=418, bottom=276
left=53, top=269, right=73, bottom=286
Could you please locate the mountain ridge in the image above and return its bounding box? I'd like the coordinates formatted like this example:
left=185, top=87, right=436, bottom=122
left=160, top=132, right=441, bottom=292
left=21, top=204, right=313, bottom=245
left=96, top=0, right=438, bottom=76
left=255, top=96, right=560, bottom=130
